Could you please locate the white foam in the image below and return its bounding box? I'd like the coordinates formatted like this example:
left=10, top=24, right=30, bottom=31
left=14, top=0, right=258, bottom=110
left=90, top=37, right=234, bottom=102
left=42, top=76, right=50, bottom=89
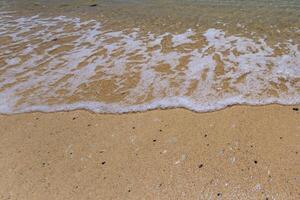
left=172, top=29, right=195, bottom=46
left=5, top=58, right=21, bottom=65
left=0, top=13, right=299, bottom=114
left=4, top=96, right=300, bottom=114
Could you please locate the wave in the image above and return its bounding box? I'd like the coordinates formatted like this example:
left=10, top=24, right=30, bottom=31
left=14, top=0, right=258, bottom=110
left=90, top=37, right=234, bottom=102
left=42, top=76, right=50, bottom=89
left=0, top=12, right=299, bottom=114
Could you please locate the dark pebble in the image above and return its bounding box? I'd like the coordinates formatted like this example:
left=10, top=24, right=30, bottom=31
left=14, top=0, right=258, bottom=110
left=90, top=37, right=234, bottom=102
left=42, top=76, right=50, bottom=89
left=90, top=4, right=97, bottom=7
left=128, top=189, right=131, bottom=192
left=204, top=134, right=207, bottom=137
left=217, top=193, right=222, bottom=196
left=101, top=161, right=106, bottom=165
left=198, top=164, right=203, bottom=168
left=254, top=160, right=258, bottom=164
left=292, top=108, right=299, bottom=111
left=153, top=139, right=156, bottom=142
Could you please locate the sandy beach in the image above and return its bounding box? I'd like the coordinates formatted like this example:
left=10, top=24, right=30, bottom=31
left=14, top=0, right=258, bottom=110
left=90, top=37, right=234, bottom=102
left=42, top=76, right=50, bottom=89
left=0, top=105, right=299, bottom=199
left=1, top=1, right=300, bottom=199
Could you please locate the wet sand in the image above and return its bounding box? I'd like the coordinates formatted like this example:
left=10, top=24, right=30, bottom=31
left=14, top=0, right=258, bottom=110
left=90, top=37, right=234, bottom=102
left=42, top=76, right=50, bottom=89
left=0, top=105, right=299, bottom=199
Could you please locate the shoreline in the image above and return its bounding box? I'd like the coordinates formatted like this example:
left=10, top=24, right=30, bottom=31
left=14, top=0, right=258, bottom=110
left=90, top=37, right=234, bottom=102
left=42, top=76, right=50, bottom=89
left=0, top=104, right=299, bottom=199
left=1, top=1, right=300, bottom=199
left=0, top=102, right=300, bottom=116
left=1, top=103, right=300, bottom=116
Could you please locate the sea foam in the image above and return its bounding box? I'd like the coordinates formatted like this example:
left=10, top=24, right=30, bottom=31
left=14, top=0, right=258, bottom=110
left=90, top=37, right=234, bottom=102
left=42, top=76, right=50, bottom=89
left=0, top=12, right=299, bottom=114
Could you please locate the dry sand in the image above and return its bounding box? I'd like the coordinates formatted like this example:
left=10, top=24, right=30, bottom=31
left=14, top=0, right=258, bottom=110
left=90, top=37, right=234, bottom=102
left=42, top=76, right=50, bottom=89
left=0, top=105, right=299, bottom=199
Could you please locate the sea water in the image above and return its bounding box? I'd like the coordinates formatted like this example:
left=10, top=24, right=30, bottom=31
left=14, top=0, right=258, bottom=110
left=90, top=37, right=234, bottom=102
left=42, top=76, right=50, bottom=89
left=0, top=0, right=299, bottom=114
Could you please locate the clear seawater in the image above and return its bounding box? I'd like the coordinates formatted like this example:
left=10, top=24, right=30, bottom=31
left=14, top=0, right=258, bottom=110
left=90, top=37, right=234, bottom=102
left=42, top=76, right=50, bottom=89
left=0, top=0, right=299, bottom=113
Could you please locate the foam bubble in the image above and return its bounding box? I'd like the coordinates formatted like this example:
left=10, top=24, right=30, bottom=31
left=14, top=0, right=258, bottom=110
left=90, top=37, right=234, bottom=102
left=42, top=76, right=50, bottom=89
left=0, top=13, right=299, bottom=114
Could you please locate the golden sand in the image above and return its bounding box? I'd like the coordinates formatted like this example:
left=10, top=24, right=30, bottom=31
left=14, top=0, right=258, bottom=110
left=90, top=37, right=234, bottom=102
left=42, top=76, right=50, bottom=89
left=0, top=105, right=299, bottom=199
left=1, top=1, right=300, bottom=199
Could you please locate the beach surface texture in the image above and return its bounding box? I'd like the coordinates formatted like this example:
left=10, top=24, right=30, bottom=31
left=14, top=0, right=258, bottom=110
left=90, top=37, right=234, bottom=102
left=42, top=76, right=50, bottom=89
left=0, top=106, right=300, bottom=199
left=0, top=0, right=299, bottom=199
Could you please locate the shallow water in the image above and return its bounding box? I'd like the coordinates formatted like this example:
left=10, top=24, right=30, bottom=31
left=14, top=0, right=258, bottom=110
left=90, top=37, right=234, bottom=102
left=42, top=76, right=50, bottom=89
left=0, top=0, right=299, bottom=113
